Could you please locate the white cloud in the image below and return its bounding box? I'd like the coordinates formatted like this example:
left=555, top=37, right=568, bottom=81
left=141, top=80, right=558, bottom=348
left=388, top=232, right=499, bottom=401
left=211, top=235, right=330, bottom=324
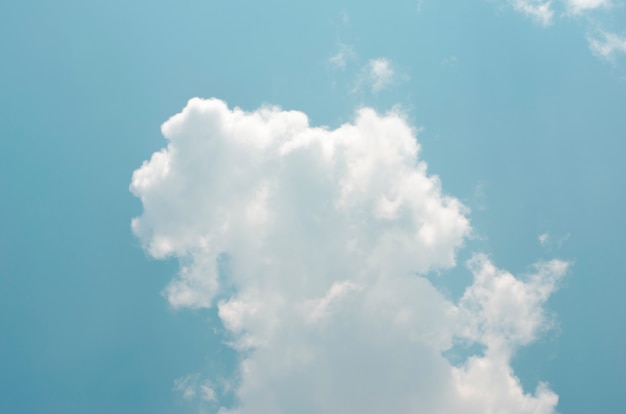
left=131, top=98, right=464, bottom=309
left=510, top=0, right=554, bottom=26
left=174, top=373, right=218, bottom=406
left=458, top=255, right=567, bottom=353
left=538, top=232, right=570, bottom=249
left=451, top=256, right=567, bottom=414
left=200, top=383, right=218, bottom=402
left=328, top=44, right=356, bottom=70
left=507, top=0, right=612, bottom=25
left=564, top=0, right=611, bottom=15
left=132, top=98, right=568, bottom=413
left=174, top=374, right=200, bottom=400
left=354, top=58, right=396, bottom=93
left=493, top=0, right=626, bottom=64
left=588, top=31, right=626, bottom=60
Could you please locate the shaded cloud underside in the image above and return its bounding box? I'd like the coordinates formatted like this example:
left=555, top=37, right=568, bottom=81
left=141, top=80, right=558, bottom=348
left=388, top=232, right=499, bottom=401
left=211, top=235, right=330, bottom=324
left=131, top=98, right=568, bottom=413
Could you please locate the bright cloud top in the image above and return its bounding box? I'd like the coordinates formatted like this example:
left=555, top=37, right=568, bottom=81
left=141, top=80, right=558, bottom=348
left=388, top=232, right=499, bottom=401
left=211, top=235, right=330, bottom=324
left=131, top=98, right=568, bottom=413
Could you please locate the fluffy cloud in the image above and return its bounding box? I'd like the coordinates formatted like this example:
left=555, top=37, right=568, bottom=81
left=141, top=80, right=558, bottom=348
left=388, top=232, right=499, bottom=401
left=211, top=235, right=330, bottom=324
left=131, top=98, right=568, bottom=413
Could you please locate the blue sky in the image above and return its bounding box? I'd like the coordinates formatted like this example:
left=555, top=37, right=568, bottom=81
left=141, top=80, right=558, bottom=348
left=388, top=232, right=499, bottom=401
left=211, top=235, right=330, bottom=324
left=1, top=0, right=625, bottom=413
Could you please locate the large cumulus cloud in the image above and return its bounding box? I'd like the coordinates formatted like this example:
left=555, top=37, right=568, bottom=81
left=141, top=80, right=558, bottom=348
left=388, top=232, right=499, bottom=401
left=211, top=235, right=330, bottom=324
left=131, top=98, right=568, bottom=413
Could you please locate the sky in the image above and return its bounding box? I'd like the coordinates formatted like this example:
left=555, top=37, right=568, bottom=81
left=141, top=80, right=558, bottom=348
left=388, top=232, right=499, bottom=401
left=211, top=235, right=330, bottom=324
left=1, top=0, right=625, bottom=413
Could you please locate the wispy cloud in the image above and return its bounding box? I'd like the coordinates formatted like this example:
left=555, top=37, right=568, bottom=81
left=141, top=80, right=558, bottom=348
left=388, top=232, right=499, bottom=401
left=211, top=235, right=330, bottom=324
left=339, top=9, right=350, bottom=25
left=588, top=30, right=626, bottom=60
left=472, top=182, right=487, bottom=211
left=538, top=232, right=571, bottom=249
left=328, top=43, right=356, bottom=70
left=510, top=0, right=555, bottom=26
left=503, top=0, right=626, bottom=63
left=368, top=58, right=395, bottom=91
left=174, top=373, right=218, bottom=406
left=564, top=0, right=611, bottom=15
left=354, top=58, right=397, bottom=93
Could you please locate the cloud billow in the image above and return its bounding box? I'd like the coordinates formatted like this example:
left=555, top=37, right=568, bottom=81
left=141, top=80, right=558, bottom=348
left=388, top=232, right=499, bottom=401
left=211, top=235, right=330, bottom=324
left=131, top=98, right=567, bottom=413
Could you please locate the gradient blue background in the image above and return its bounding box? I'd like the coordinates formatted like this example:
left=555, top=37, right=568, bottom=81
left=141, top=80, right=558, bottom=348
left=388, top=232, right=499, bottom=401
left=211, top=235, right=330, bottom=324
left=1, top=1, right=625, bottom=412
